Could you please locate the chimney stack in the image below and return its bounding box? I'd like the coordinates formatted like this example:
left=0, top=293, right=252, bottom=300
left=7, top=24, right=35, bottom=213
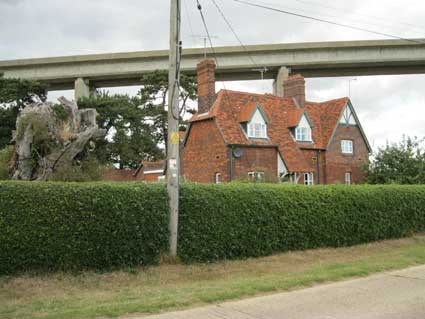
left=197, top=59, right=216, bottom=113
left=283, top=74, right=306, bottom=107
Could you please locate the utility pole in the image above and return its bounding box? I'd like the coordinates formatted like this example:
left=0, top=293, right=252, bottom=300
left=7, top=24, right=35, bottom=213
left=167, top=0, right=181, bottom=257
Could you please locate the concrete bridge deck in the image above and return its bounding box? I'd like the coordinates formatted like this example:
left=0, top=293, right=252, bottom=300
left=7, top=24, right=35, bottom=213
left=1, top=39, right=425, bottom=98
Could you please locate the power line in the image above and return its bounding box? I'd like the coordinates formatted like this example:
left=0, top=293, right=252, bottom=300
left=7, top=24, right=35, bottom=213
left=182, top=0, right=196, bottom=43
left=210, top=0, right=260, bottom=69
left=196, top=0, right=220, bottom=66
left=233, top=0, right=424, bottom=44
left=292, top=0, right=425, bottom=34
left=196, top=1, right=238, bottom=107
left=252, top=0, right=425, bottom=37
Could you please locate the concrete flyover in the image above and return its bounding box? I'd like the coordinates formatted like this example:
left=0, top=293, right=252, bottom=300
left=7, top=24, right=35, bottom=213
left=1, top=38, right=425, bottom=99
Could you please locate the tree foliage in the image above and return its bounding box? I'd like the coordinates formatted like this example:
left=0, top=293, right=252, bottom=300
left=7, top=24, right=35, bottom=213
left=134, top=70, right=196, bottom=154
left=0, top=78, right=47, bottom=149
left=78, top=92, right=162, bottom=169
left=365, top=136, right=425, bottom=184
left=78, top=70, right=196, bottom=168
left=0, top=72, right=197, bottom=170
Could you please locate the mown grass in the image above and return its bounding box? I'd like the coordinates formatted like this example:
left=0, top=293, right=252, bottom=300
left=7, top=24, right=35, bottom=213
left=1, top=235, right=425, bottom=319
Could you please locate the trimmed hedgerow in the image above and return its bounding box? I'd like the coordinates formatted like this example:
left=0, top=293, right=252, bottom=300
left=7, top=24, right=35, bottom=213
left=0, top=182, right=168, bottom=275
left=178, top=183, right=425, bottom=262
left=1, top=182, right=425, bottom=274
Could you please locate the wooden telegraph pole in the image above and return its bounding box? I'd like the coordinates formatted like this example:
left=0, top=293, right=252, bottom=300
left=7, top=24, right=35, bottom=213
left=167, top=0, right=181, bottom=257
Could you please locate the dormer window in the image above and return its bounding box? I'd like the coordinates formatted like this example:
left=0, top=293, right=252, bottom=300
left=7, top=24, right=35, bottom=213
left=246, top=106, right=268, bottom=139
left=295, top=114, right=312, bottom=142
left=295, top=127, right=311, bottom=141
left=248, top=122, right=267, bottom=138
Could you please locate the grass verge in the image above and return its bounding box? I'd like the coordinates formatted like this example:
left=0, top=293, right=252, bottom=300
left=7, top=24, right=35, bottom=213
left=1, top=234, right=425, bottom=319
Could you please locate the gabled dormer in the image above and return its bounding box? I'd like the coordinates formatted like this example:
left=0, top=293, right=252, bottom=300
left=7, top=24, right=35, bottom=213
left=240, top=103, right=269, bottom=139
left=290, top=112, right=313, bottom=142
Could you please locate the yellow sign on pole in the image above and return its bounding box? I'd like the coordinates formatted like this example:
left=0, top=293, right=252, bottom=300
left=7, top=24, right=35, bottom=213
left=170, top=131, right=180, bottom=145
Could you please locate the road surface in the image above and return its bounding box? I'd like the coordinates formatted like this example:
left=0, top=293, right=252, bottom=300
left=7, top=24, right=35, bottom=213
left=139, top=265, right=425, bottom=319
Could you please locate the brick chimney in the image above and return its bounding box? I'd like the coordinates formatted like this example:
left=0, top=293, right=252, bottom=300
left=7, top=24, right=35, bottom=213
left=283, top=74, right=306, bottom=107
left=197, top=59, right=216, bottom=113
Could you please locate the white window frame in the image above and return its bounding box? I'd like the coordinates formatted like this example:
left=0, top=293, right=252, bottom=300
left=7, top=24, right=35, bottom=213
left=248, top=171, right=265, bottom=182
left=157, top=175, right=165, bottom=182
left=345, top=172, right=351, bottom=185
left=215, top=173, right=222, bottom=184
left=247, top=122, right=267, bottom=138
left=304, top=172, right=314, bottom=185
left=341, top=140, right=354, bottom=154
left=295, top=126, right=312, bottom=142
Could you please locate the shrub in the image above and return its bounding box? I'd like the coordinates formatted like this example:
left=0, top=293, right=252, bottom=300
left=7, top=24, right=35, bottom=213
left=178, top=183, right=425, bottom=262
left=1, top=182, right=425, bottom=275
left=0, top=146, right=13, bottom=180
left=0, top=182, right=168, bottom=275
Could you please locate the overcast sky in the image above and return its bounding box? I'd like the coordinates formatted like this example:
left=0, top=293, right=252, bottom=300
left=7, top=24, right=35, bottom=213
left=1, top=0, right=425, bottom=149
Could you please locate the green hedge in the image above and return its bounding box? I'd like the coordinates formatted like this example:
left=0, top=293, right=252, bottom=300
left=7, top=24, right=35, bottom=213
left=1, top=182, right=425, bottom=274
left=0, top=182, right=168, bottom=274
left=178, top=184, right=425, bottom=262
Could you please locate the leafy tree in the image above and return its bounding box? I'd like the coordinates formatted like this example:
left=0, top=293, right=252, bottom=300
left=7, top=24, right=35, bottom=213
left=78, top=70, right=197, bottom=169
left=78, top=92, right=162, bottom=169
left=138, top=70, right=197, bottom=154
left=0, top=78, right=47, bottom=148
left=365, top=136, right=425, bottom=184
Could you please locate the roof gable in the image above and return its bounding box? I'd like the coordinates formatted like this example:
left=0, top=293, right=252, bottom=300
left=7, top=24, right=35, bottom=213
left=297, top=113, right=313, bottom=129
left=239, top=103, right=269, bottom=124
left=330, top=100, right=372, bottom=152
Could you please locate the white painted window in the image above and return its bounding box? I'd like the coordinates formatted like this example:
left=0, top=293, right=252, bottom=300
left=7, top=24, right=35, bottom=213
left=215, top=173, right=222, bottom=184
left=247, top=109, right=267, bottom=138
left=248, top=171, right=265, bottom=182
left=295, top=127, right=312, bottom=141
left=295, top=114, right=312, bottom=142
left=345, top=172, right=351, bottom=185
left=248, top=122, right=267, bottom=138
left=341, top=140, right=353, bottom=154
left=304, top=172, right=314, bottom=185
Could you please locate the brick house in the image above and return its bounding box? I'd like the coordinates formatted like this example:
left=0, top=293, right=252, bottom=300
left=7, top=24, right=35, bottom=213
left=182, top=60, right=371, bottom=185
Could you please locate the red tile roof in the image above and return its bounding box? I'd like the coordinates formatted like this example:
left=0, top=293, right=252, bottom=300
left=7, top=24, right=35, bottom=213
left=238, top=102, right=258, bottom=122
left=188, top=90, right=349, bottom=172
left=286, top=108, right=303, bottom=128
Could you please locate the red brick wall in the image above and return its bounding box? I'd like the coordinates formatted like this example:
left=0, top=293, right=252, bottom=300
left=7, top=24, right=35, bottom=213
left=325, top=124, right=369, bottom=184
left=143, top=172, right=163, bottom=182
left=103, top=169, right=142, bottom=182
left=297, top=149, right=326, bottom=185
left=183, top=119, right=230, bottom=183
left=232, top=147, right=277, bottom=182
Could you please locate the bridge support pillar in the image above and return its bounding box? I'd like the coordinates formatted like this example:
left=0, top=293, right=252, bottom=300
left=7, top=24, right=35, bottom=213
left=273, top=66, right=290, bottom=97
left=74, top=78, right=95, bottom=101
